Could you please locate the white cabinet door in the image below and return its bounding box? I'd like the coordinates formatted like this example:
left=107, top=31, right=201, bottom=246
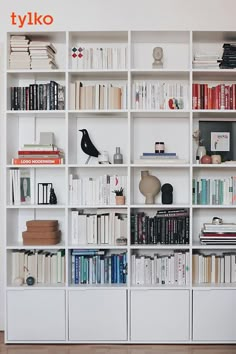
left=193, top=290, right=236, bottom=341
left=131, top=290, right=189, bottom=341
left=69, top=289, right=127, bottom=341
left=7, top=290, right=66, bottom=341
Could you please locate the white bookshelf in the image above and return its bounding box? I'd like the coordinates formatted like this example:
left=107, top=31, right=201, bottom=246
left=4, top=30, right=236, bottom=344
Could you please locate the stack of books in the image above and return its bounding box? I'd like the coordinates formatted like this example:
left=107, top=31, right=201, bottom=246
left=12, top=143, right=64, bottom=165
left=192, top=53, right=220, bottom=69
left=9, top=35, right=30, bottom=70
left=22, top=220, right=61, bottom=245
left=200, top=222, right=236, bottom=245
left=29, top=41, right=58, bottom=69
left=137, top=152, right=186, bottom=164
left=220, top=43, right=236, bottom=69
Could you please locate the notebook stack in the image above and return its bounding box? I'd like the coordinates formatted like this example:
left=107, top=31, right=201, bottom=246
left=29, top=41, right=58, bottom=69
left=22, top=220, right=61, bottom=245
left=200, top=222, right=236, bottom=245
left=220, top=43, right=236, bottom=69
left=9, top=35, right=30, bottom=70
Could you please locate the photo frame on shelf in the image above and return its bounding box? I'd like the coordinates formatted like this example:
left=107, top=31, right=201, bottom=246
left=199, top=121, right=236, bottom=161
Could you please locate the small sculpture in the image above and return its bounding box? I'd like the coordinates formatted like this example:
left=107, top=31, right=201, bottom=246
left=49, top=187, right=57, bottom=204
left=152, top=47, right=163, bottom=69
left=79, top=129, right=100, bottom=164
left=161, top=183, right=173, bottom=204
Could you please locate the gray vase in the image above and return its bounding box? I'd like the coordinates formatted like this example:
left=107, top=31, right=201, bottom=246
left=113, top=147, right=123, bottom=164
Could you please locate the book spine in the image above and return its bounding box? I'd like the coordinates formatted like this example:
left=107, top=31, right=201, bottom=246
left=12, top=158, right=64, bottom=165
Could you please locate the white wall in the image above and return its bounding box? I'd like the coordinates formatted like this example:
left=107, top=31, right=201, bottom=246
left=0, top=0, right=235, bottom=330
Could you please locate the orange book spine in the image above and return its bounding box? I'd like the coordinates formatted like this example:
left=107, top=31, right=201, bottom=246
left=12, top=157, right=64, bottom=165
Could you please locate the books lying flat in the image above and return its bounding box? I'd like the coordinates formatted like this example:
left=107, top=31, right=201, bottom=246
left=142, top=152, right=177, bottom=156
left=23, top=230, right=61, bottom=239
left=12, top=157, right=64, bottom=165
left=135, top=159, right=187, bottom=164
left=22, top=237, right=61, bottom=246
left=26, top=220, right=58, bottom=227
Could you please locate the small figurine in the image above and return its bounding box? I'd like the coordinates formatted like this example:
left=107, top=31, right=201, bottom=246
left=152, top=47, right=163, bottom=69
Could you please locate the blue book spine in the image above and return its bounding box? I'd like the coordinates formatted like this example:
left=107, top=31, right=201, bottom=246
left=111, top=255, right=115, bottom=283
left=75, top=255, right=79, bottom=284
left=71, top=255, right=75, bottom=284
left=108, top=256, right=112, bottom=284
left=122, top=253, right=126, bottom=284
left=116, top=255, right=120, bottom=284
left=92, top=256, right=96, bottom=284
left=143, top=152, right=176, bottom=156
left=104, top=257, right=108, bottom=284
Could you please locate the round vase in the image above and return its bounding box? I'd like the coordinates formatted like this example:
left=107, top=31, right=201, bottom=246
left=139, top=170, right=161, bottom=204
left=196, top=146, right=206, bottom=163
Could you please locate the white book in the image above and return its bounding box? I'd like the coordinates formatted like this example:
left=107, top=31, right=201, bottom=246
left=51, top=254, right=57, bottom=284
left=71, top=211, right=79, bottom=244
left=131, top=255, right=136, bottom=285
left=61, top=256, right=65, bottom=284
left=12, top=251, right=20, bottom=282
left=70, top=83, right=76, bottom=110
left=78, top=214, right=87, bottom=245
left=220, top=257, right=225, bottom=283
left=224, top=254, right=231, bottom=283
left=57, top=251, right=62, bottom=283
left=211, top=254, right=216, bottom=284
left=231, top=254, right=236, bottom=283
left=101, top=215, right=105, bottom=244
left=104, top=214, right=109, bottom=244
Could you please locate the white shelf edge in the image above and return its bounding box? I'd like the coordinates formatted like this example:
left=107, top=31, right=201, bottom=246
left=7, top=69, right=66, bottom=74
left=6, top=204, right=66, bottom=209
left=6, top=110, right=66, bottom=114
left=68, top=205, right=128, bottom=209
left=68, top=164, right=128, bottom=168
left=192, top=205, right=236, bottom=208
left=68, top=245, right=128, bottom=249
left=131, top=204, right=190, bottom=208
left=7, top=164, right=65, bottom=168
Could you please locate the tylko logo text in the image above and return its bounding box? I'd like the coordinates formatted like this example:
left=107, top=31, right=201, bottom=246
left=10, top=12, right=54, bottom=28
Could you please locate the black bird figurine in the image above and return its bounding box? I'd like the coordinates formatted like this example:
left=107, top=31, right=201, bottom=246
left=79, top=129, right=100, bottom=164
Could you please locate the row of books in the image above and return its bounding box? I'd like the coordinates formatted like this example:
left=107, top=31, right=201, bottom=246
left=200, top=222, right=236, bottom=245
left=131, top=210, right=189, bottom=245
left=132, top=82, right=188, bottom=110
left=71, top=46, right=128, bottom=70
left=192, top=177, right=236, bottom=205
left=192, top=253, right=236, bottom=284
left=71, top=210, right=127, bottom=245
left=10, top=81, right=65, bottom=111
left=69, top=174, right=127, bottom=206
left=69, top=82, right=127, bottom=110
left=12, top=249, right=65, bottom=284
left=131, top=252, right=190, bottom=285
left=192, top=83, right=236, bottom=110
left=71, top=250, right=127, bottom=284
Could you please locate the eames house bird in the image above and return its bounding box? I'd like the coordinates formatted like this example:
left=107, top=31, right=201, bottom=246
left=79, top=129, right=100, bottom=164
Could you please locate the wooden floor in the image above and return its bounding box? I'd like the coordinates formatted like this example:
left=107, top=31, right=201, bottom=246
left=1, top=333, right=236, bottom=354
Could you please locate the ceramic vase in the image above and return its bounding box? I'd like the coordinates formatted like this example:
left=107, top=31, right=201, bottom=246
left=139, top=170, right=161, bottom=204
left=196, top=145, right=206, bottom=163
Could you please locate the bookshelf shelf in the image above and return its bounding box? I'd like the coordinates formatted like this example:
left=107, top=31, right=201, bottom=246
left=4, top=29, right=236, bottom=344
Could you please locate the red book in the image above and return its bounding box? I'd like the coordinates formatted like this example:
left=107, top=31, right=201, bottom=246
left=204, top=83, right=208, bottom=109
left=12, top=157, right=64, bottom=165
left=18, top=150, right=61, bottom=155
left=192, top=83, right=198, bottom=109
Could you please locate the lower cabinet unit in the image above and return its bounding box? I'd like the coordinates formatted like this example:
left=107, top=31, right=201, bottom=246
left=7, top=290, right=66, bottom=341
left=68, top=289, right=127, bottom=341
left=193, top=290, right=236, bottom=341
left=131, top=290, right=190, bottom=342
